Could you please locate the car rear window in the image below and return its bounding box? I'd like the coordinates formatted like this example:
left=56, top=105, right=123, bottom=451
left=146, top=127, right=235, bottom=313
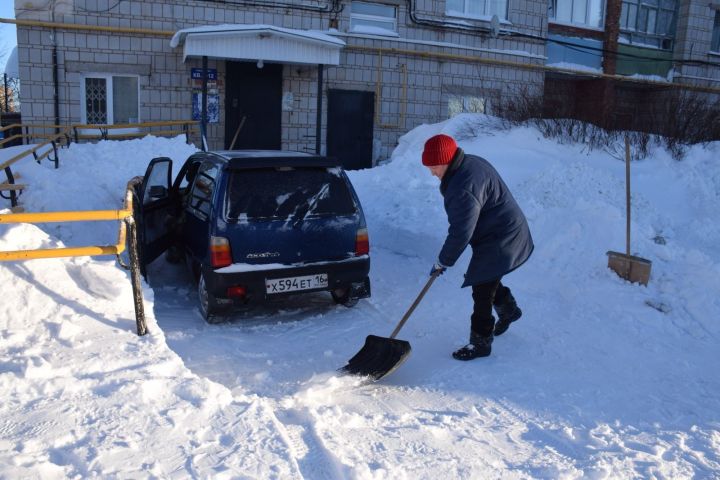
left=225, top=167, right=357, bottom=221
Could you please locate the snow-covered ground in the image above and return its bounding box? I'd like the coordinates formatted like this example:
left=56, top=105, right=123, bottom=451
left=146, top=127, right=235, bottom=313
left=1, top=116, right=719, bottom=478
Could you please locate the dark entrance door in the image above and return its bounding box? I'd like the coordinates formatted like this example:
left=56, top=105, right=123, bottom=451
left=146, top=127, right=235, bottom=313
left=327, top=89, right=374, bottom=170
left=225, top=61, right=282, bottom=150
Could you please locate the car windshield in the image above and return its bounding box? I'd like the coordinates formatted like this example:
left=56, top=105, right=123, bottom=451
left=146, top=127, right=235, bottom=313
left=225, top=167, right=357, bottom=221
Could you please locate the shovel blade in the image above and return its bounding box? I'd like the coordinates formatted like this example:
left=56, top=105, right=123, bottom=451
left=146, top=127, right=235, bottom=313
left=339, top=335, right=412, bottom=381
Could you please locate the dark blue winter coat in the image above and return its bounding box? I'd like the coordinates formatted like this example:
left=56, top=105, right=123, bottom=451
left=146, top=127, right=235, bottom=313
left=438, top=149, right=534, bottom=287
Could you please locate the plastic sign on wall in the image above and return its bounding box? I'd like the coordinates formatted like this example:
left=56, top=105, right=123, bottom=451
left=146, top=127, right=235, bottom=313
left=191, top=68, right=219, bottom=123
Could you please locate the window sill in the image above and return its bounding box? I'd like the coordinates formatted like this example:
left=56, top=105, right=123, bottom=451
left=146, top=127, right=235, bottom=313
left=548, top=20, right=604, bottom=32
left=709, top=50, right=720, bottom=58
left=445, top=11, right=511, bottom=25
left=349, top=26, right=399, bottom=37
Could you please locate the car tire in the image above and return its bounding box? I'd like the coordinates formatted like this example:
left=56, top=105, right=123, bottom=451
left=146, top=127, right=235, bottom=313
left=331, top=287, right=359, bottom=308
left=198, top=272, right=225, bottom=324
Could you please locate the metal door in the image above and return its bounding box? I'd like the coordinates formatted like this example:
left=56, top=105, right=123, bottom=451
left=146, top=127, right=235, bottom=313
left=225, top=61, right=282, bottom=150
left=327, top=90, right=374, bottom=170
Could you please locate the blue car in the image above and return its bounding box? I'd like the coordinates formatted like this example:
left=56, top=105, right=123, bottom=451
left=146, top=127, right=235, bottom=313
left=136, top=151, right=371, bottom=322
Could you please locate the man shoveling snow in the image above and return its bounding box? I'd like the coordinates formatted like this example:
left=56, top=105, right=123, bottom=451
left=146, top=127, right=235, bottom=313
left=422, top=134, right=534, bottom=360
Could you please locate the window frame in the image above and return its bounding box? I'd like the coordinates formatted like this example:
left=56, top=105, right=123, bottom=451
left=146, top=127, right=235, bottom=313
left=187, top=161, right=220, bottom=221
left=349, top=1, right=398, bottom=35
left=445, top=0, right=509, bottom=21
left=80, top=73, right=140, bottom=126
left=711, top=11, right=720, bottom=53
left=619, top=0, right=678, bottom=49
left=448, top=94, right=487, bottom=118
left=548, top=0, right=606, bottom=29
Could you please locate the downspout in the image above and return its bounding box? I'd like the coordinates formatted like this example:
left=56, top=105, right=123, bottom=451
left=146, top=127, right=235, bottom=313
left=316, top=64, right=323, bottom=155
left=52, top=31, right=59, bottom=133
left=3, top=73, right=8, bottom=112
left=201, top=55, right=208, bottom=151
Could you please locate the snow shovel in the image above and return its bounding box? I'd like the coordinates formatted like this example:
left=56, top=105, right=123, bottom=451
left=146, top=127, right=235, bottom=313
left=607, top=135, right=652, bottom=285
left=340, top=270, right=442, bottom=381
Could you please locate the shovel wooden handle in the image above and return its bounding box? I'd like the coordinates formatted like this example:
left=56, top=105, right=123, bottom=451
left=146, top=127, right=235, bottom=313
left=625, top=135, right=631, bottom=256
left=389, top=270, right=441, bottom=339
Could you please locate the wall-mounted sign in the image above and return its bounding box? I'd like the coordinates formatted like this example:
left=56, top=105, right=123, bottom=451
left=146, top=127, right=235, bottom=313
left=192, top=93, right=219, bottom=123
left=191, top=68, right=218, bottom=81
left=191, top=68, right=219, bottom=123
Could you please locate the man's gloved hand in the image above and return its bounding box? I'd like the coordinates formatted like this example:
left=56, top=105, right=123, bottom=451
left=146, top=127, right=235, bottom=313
left=430, top=262, right=447, bottom=277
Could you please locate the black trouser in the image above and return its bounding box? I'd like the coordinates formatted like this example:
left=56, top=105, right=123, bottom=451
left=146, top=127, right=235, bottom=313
left=471, top=278, right=513, bottom=337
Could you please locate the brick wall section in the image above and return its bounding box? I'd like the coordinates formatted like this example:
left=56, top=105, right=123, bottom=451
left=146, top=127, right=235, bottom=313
left=673, top=0, right=720, bottom=87
left=16, top=0, right=546, bottom=161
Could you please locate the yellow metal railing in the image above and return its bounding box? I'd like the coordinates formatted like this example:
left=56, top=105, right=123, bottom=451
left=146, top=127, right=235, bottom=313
left=0, top=207, right=132, bottom=261
left=0, top=123, right=70, bottom=150
left=0, top=120, right=198, bottom=208
left=0, top=179, right=148, bottom=335
left=0, top=126, right=71, bottom=171
left=0, top=120, right=199, bottom=150
left=71, top=120, right=199, bottom=142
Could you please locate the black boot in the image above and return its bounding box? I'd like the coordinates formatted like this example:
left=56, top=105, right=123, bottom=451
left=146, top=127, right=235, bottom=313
left=494, top=296, right=522, bottom=336
left=452, top=331, right=493, bottom=361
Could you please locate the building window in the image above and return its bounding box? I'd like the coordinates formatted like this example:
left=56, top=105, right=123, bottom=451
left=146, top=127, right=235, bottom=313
left=350, top=2, right=397, bottom=35
left=619, top=0, right=677, bottom=49
left=712, top=11, right=720, bottom=52
left=82, top=75, right=139, bottom=125
left=446, top=0, right=508, bottom=20
left=448, top=95, right=487, bottom=117
left=548, top=0, right=605, bottom=28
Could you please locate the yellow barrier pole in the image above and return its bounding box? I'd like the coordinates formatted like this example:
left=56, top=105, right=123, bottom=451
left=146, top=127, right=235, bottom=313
left=0, top=184, right=147, bottom=336
left=0, top=209, right=133, bottom=224
left=0, top=208, right=132, bottom=261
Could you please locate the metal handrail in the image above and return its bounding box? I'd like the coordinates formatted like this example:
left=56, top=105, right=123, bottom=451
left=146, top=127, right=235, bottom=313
left=0, top=179, right=148, bottom=335
left=0, top=188, right=133, bottom=260
left=0, top=128, right=71, bottom=171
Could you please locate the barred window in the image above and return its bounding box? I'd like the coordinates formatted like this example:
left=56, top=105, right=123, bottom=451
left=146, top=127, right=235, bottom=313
left=83, top=75, right=139, bottom=125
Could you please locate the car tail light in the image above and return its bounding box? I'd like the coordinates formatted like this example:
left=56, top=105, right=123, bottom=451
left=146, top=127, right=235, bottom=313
left=355, top=228, right=369, bottom=256
left=226, top=286, right=247, bottom=298
left=210, top=236, right=232, bottom=268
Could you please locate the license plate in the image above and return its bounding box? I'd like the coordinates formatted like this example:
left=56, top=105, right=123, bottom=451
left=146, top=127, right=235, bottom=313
left=266, top=273, right=328, bottom=294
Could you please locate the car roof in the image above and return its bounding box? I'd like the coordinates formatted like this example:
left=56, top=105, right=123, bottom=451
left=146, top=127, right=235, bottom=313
left=208, top=150, right=341, bottom=169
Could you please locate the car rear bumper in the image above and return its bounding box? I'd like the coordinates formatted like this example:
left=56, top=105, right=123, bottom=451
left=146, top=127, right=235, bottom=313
left=203, top=256, right=371, bottom=301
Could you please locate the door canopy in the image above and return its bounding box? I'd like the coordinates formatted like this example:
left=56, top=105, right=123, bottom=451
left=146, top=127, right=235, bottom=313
left=170, top=24, right=345, bottom=66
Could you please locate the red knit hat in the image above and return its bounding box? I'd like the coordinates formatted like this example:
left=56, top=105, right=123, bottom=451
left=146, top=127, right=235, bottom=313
left=422, top=134, right=458, bottom=166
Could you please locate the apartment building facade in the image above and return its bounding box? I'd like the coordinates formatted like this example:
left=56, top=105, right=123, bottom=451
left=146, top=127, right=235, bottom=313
left=13, top=0, right=720, bottom=164
left=14, top=0, right=546, bottom=167
left=545, top=0, right=720, bottom=127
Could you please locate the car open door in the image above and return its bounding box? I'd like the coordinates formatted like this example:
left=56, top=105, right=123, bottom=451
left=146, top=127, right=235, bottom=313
left=136, top=157, right=175, bottom=275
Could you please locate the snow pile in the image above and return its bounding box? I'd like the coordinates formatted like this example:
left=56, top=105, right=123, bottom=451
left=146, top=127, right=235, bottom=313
left=2, top=122, right=720, bottom=478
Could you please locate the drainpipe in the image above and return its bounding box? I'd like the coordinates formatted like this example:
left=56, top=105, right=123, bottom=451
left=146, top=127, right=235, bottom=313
left=201, top=55, right=208, bottom=151
left=52, top=28, right=60, bottom=133
left=3, top=73, right=8, bottom=112
left=316, top=64, right=323, bottom=155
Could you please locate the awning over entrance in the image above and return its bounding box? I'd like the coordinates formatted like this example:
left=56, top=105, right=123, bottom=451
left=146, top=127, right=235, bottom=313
left=170, top=24, right=345, bottom=65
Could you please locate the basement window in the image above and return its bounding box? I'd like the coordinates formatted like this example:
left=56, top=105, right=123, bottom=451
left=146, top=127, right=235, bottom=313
left=448, top=95, right=487, bottom=117
left=446, top=0, right=508, bottom=21
left=548, top=0, right=605, bottom=28
left=82, top=74, right=139, bottom=125
left=350, top=2, right=398, bottom=36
